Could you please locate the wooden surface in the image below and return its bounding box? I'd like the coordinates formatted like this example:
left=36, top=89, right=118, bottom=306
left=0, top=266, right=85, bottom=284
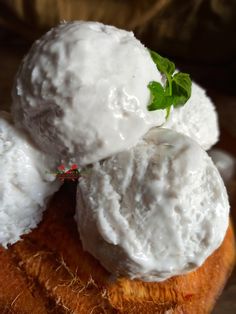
left=0, top=27, right=236, bottom=313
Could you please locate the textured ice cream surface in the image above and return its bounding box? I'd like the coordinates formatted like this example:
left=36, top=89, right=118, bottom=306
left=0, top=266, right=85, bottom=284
left=0, top=112, right=61, bottom=247
left=12, top=21, right=165, bottom=166
left=76, top=128, right=229, bottom=282
left=163, top=81, right=219, bottom=150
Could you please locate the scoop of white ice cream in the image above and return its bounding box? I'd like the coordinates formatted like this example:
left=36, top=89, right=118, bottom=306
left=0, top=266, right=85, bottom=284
left=163, top=82, right=219, bottom=150
left=0, top=112, right=61, bottom=247
left=76, top=128, right=229, bottom=282
left=12, top=21, right=165, bottom=166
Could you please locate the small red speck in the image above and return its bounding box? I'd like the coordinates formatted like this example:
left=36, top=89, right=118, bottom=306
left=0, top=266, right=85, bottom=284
left=57, top=164, right=65, bottom=171
left=70, top=164, right=78, bottom=170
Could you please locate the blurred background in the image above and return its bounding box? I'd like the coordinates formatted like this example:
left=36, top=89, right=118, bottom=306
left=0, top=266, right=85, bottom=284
left=0, top=0, right=235, bottom=312
left=0, top=0, right=236, bottom=132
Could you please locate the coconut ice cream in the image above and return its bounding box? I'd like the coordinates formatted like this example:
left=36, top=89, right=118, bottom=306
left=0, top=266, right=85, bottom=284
left=76, top=128, right=229, bottom=282
left=8, top=20, right=228, bottom=284
left=0, top=112, right=61, bottom=247
left=12, top=21, right=165, bottom=166
left=163, top=82, right=219, bottom=150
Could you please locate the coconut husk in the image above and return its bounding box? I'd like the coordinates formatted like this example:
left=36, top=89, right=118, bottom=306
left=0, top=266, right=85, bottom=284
left=0, top=183, right=235, bottom=313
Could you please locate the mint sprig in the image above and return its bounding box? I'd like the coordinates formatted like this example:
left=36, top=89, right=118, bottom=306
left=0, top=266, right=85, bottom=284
left=148, top=50, right=192, bottom=118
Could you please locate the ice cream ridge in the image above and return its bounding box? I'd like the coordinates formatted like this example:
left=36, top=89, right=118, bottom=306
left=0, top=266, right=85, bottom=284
left=0, top=21, right=228, bottom=284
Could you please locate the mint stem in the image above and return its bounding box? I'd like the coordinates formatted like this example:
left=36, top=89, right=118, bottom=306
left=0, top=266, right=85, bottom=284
left=166, top=74, right=172, bottom=119
left=166, top=74, right=172, bottom=96
left=165, top=106, right=171, bottom=119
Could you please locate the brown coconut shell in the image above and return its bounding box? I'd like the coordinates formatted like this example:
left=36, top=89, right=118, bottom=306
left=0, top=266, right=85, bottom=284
left=0, top=183, right=235, bottom=314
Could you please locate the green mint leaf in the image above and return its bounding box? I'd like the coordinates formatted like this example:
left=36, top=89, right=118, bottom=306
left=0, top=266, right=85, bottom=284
left=147, top=49, right=192, bottom=119
left=149, top=50, right=175, bottom=76
left=172, top=72, right=192, bottom=107
left=148, top=81, right=173, bottom=111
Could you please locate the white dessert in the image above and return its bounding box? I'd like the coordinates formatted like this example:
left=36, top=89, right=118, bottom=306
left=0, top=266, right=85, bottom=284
left=76, top=128, right=229, bottom=282
left=8, top=20, right=229, bottom=284
left=0, top=112, right=61, bottom=247
left=163, top=82, right=219, bottom=150
left=12, top=21, right=165, bottom=166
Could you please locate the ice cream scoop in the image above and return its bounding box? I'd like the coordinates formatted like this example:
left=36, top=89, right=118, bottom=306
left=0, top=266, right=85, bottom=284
left=76, top=128, right=229, bottom=282
left=0, top=112, right=61, bottom=247
left=12, top=21, right=165, bottom=166
left=163, top=82, right=219, bottom=150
